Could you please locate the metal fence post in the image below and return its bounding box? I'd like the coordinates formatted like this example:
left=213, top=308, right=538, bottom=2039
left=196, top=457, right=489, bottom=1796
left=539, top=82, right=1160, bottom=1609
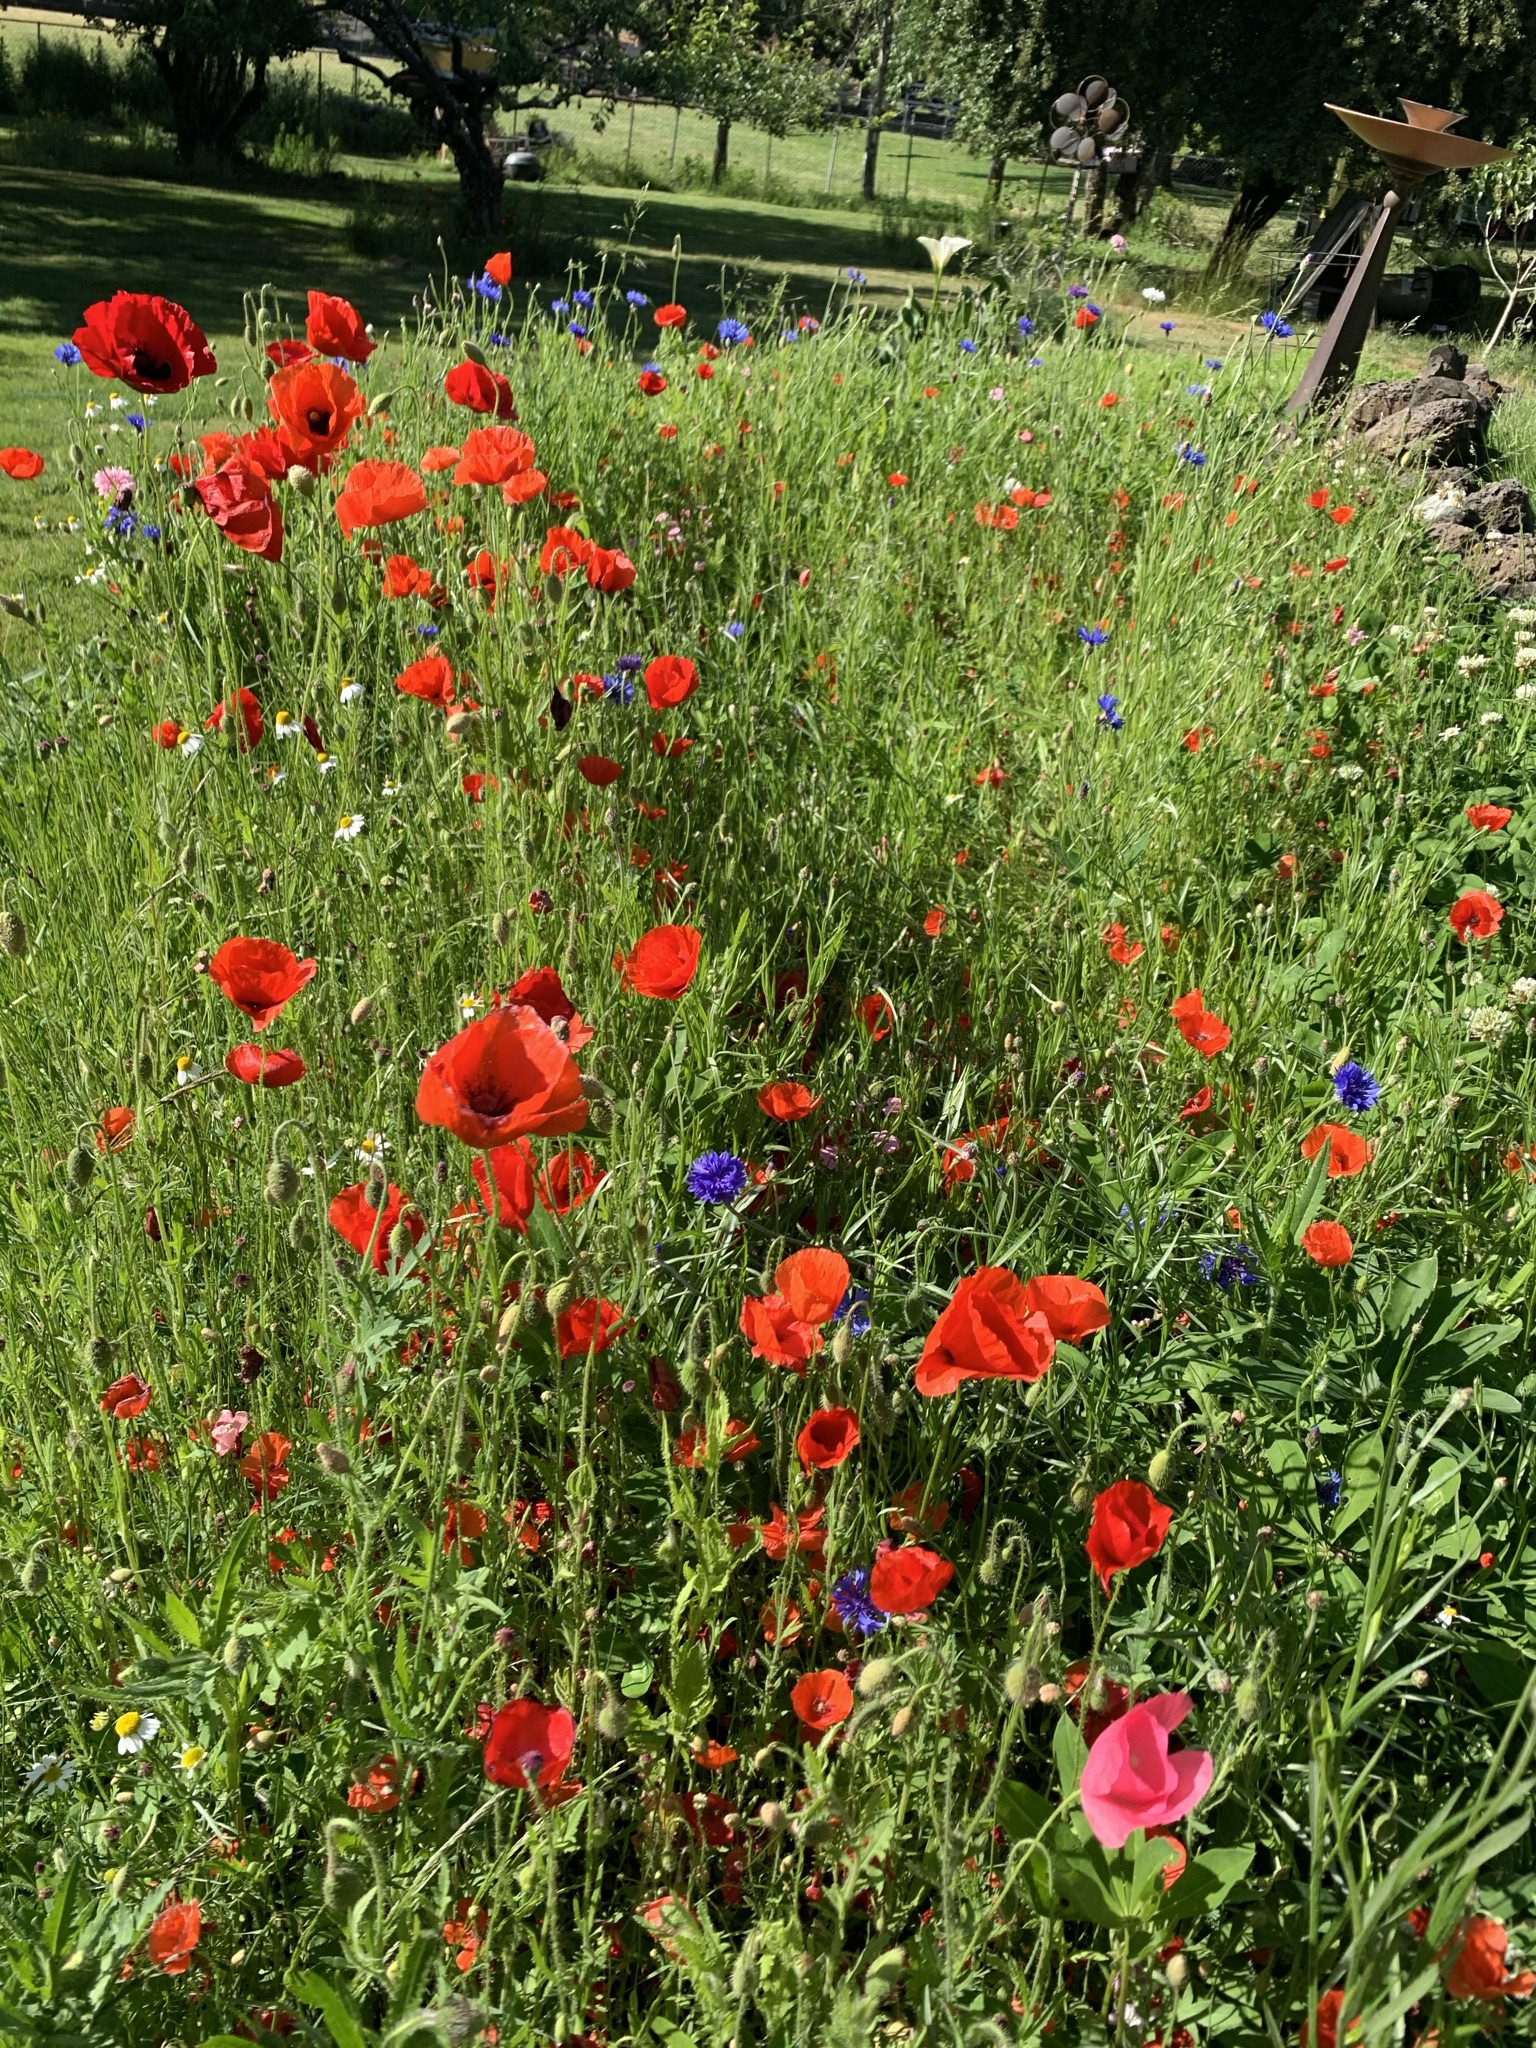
left=626, top=92, right=636, bottom=174
left=824, top=122, right=838, bottom=194
left=904, top=109, right=915, bottom=200
left=670, top=102, right=681, bottom=169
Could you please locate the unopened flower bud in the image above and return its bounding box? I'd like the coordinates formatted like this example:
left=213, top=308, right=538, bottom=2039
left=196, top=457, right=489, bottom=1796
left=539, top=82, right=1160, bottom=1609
left=1234, top=1677, right=1267, bottom=1722
left=135, top=1050, right=156, bottom=1086
left=286, top=464, right=317, bottom=496
left=856, top=1657, right=896, bottom=1697
left=387, top=1221, right=415, bottom=1263
left=1165, top=1953, right=1189, bottom=1991
left=1147, top=1446, right=1175, bottom=1492
left=288, top=1211, right=316, bottom=1253
left=66, top=1145, right=96, bottom=1190
left=1208, top=1668, right=1232, bottom=1695
left=491, top=911, right=512, bottom=945
left=18, top=1550, right=49, bottom=1595
left=758, top=1799, right=787, bottom=1833
left=831, top=1322, right=854, bottom=1366
left=597, top=1697, right=629, bottom=1741
left=1004, top=1658, right=1040, bottom=1707
left=0, top=911, right=28, bottom=958
left=363, top=1166, right=387, bottom=1211
left=315, top=1442, right=350, bottom=1476
left=890, top=1704, right=915, bottom=1738
left=221, top=1632, right=249, bottom=1677
left=349, top=994, right=375, bottom=1029
left=544, top=1276, right=576, bottom=1322
left=264, top=1157, right=301, bottom=1207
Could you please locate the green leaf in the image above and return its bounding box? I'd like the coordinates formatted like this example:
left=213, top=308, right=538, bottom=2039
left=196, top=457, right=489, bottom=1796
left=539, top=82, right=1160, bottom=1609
left=1048, top=1842, right=1127, bottom=1926
left=620, top=1658, right=655, bottom=1699
left=40, top=1857, right=83, bottom=1960
left=209, top=1516, right=258, bottom=1638
left=289, top=1967, right=371, bottom=2048
left=164, top=1589, right=202, bottom=1650
left=1052, top=1711, right=1087, bottom=1802
left=1385, top=1254, right=1439, bottom=1339
left=1163, top=1845, right=1255, bottom=1920
left=665, top=1639, right=713, bottom=1736
left=996, top=1778, right=1053, bottom=1841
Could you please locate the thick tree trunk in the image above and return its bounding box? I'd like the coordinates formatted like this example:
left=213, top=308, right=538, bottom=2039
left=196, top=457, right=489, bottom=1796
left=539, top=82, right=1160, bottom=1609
left=444, top=121, right=506, bottom=236
left=861, top=0, right=894, bottom=203
left=713, top=117, right=730, bottom=186
left=1204, top=171, right=1295, bottom=289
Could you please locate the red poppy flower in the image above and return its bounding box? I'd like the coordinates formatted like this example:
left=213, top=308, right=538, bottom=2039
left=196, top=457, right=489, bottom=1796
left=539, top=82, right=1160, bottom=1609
left=644, top=654, right=698, bottom=710
left=335, top=459, right=426, bottom=537
left=96, top=1106, right=136, bottom=1152
left=739, top=1292, right=822, bottom=1372
left=1449, top=888, right=1503, bottom=942
left=540, top=524, right=590, bottom=576
left=0, top=448, right=44, bottom=481
left=578, top=755, right=624, bottom=786
left=225, top=1043, right=306, bottom=1087
left=500, top=965, right=593, bottom=1052
left=1466, top=804, right=1513, bottom=832
left=915, top=1266, right=1055, bottom=1396
left=305, top=289, right=373, bottom=362
left=483, top=1697, right=575, bottom=1788
left=1169, top=987, right=1231, bottom=1057
left=383, top=553, right=433, bottom=599
left=538, top=1144, right=604, bottom=1215
left=1102, top=922, right=1144, bottom=965
left=265, top=338, right=313, bottom=367
left=654, top=302, right=687, bottom=328
left=1085, top=1479, right=1173, bottom=1593
left=416, top=1007, right=588, bottom=1147
left=240, top=1429, right=291, bottom=1501
left=870, top=1543, right=955, bottom=1614
left=617, top=924, right=701, bottom=999
left=652, top=731, right=693, bottom=758
left=204, top=686, right=264, bottom=750
left=1178, top=1085, right=1213, bottom=1120
left=1301, top=1220, right=1353, bottom=1267
left=923, top=906, right=947, bottom=938
left=638, top=369, right=667, bottom=395
left=328, top=1180, right=425, bottom=1273
left=796, top=1405, right=860, bottom=1471
left=347, top=1757, right=402, bottom=1811
left=776, top=1247, right=849, bottom=1325
left=268, top=358, right=365, bottom=469
left=1444, top=1915, right=1536, bottom=2002
left=147, top=1898, right=202, bottom=1976
left=485, top=249, right=513, bottom=288
left=1021, top=1274, right=1110, bottom=1345
left=208, top=937, right=317, bottom=1030
left=857, top=993, right=895, bottom=1039
left=584, top=544, right=637, bottom=594
left=503, top=468, right=548, bottom=503
left=790, top=1668, right=852, bottom=1734
left=758, top=1080, right=820, bottom=1122
left=73, top=291, right=215, bottom=392
left=556, top=1296, right=628, bottom=1357
left=395, top=653, right=457, bottom=709
left=1300, top=1122, right=1374, bottom=1178
left=101, top=1372, right=153, bottom=1419
left=195, top=458, right=282, bottom=563
left=420, top=443, right=461, bottom=474
left=453, top=423, right=536, bottom=487
left=151, top=719, right=183, bottom=749
left=444, top=359, right=516, bottom=418
left=471, top=1139, right=536, bottom=1232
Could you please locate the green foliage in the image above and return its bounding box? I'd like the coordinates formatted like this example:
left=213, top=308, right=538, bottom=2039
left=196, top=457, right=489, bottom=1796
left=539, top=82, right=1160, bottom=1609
left=660, top=0, right=832, bottom=139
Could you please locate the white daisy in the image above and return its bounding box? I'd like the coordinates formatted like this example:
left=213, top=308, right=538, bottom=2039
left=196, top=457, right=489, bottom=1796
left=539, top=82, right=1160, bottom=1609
left=315, top=752, right=337, bottom=775
left=114, top=1709, right=160, bottom=1755
left=355, top=1132, right=388, bottom=1165
left=458, top=992, right=483, bottom=1022
left=272, top=711, right=301, bottom=741
left=177, top=1744, right=207, bottom=1772
left=174, top=1055, right=202, bottom=1088
left=177, top=731, right=203, bottom=758
left=340, top=679, right=363, bottom=706
left=24, top=1755, right=75, bottom=1796
left=381, top=779, right=401, bottom=798
left=335, top=813, right=365, bottom=840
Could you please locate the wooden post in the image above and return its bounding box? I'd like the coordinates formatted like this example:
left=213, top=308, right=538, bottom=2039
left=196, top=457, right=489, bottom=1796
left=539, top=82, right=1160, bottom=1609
left=670, top=103, right=681, bottom=169
left=824, top=121, right=838, bottom=194
left=626, top=92, right=636, bottom=174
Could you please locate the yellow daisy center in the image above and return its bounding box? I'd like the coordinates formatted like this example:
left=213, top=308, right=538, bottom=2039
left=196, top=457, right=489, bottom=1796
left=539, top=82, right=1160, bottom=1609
left=114, top=1711, right=141, bottom=1739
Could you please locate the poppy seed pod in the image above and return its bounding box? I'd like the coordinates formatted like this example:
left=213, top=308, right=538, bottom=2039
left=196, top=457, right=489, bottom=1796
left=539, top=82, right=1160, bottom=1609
left=264, top=1158, right=301, bottom=1207
left=18, top=1550, right=49, bottom=1595
left=66, top=1145, right=96, bottom=1189
left=0, top=911, right=28, bottom=958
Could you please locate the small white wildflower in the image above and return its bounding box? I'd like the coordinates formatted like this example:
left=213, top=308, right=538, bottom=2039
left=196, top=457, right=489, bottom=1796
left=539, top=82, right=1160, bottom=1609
left=1466, top=1006, right=1513, bottom=1044
left=355, top=1132, right=388, bottom=1164
left=113, top=1709, right=160, bottom=1755
left=1435, top=1603, right=1458, bottom=1627
left=334, top=812, right=365, bottom=840
left=1517, top=683, right=1536, bottom=701
left=340, top=679, right=363, bottom=706
left=1514, top=646, right=1536, bottom=670
left=174, top=1055, right=202, bottom=1088
left=1509, top=978, right=1536, bottom=1006
left=24, top=1755, right=76, bottom=1797
left=381, top=778, right=401, bottom=798
left=315, top=752, right=336, bottom=775
left=1481, top=711, right=1504, bottom=725
left=177, top=1744, right=207, bottom=1772
left=1457, top=654, right=1490, bottom=675
left=1335, top=763, right=1364, bottom=782
left=1439, top=725, right=1463, bottom=740
left=458, top=992, right=482, bottom=1022
left=1506, top=606, right=1536, bottom=626
left=272, top=711, right=301, bottom=741
left=177, top=730, right=203, bottom=758
left=1142, top=286, right=1167, bottom=305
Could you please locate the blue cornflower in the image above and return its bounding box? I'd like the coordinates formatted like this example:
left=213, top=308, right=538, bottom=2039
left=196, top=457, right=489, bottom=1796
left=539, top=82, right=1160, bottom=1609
left=625, top=289, right=650, bottom=309
left=1097, top=692, right=1124, bottom=731
left=54, top=341, right=82, bottom=366
left=414, top=624, right=442, bottom=637
left=1259, top=310, right=1294, bottom=338
left=601, top=672, right=634, bottom=704
left=1067, top=283, right=1089, bottom=298
left=141, top=523, right=162, bottom=543
left=717, top=317, right=750, bottom=346
left=1079, top=625, right=1109, bottom=647
left=1186, top=383, right=1211, bottom=398
left=1315, top=1469, right=1343, bottom=1512
left=1159, top=320, right=1176, bottom=333
left=1332, top=1060, right=1380, bottom=1113
left=615, top=653, right=644, bottom=673
left=1199, top=1243, right=1260, bottom=1291
left=959, top=338, right=977, bottom=353
left=573, top=289, right=594, bottom=308
left=550, top=297, right=570, bottom=315
left=686, top=1151, right=748, bottom=1204
left=568, top=322, right=588, bottom=339
left=1081, top=301, right=1102, bottom=319
left=641, top=359, right=661, bottom=375
left=486, top=332, right=510, bottom=349
left=1027, top=356, right=1044, bottom=368
left=724, top=621, right=744, bottom=640
left=1016, top=314, right=1035, bottom=336
left=848, top=267, right=867, bottom=284
left=103, top=506, right=140, bottom=537
left=469, top=272, right=502, bottom=301
left=125, top=413, right=147, bottom=434
left=1203, top=357, right=1223, bottom=370
left=830, top=1567, right=887, bottom=1638
left=1179, top=444, right=1207, bottom=466
left=833, top=1286, right=871, bottom=1337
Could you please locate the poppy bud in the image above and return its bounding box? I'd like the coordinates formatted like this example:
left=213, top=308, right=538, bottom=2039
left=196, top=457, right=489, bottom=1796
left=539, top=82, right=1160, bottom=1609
left=596, top=1696, right=629, bottom=1741
left=0, top=911, right=27, bottom=958
left=1003, top=1658, right=1039, bottom=1707
left=367, top=388, right=395, bottom=416
left=856, top=1658, right=896, bottom=1697
left=136, top=1050, right=156, bottom=1085
left=221, top=1631, right=248, bottom=1677
left=1147, top=1446, right=1175, bottom=1492
left=69, top=442, right=85, bottom=465
left=890, top=1705, right=915, bottom=1738
left=363, top=1165, right=387, bottom=1211
left=520, top=1284, right=547, bottom=1326
left=497, top=1299, right=522, bottom=1346
left=730, top=1936, right=761, bottom=2001
left=288, top=1211, right=316, bottom=1252
left=478, top=1359, right=501, bottom=1384
left=66, top=1145, right=96, bottom=1190
left=264, top=1158, right=301, bottom=1207
left=232, top=392, right=254, bottom=421
left=545, top=573, right=564, bottom=607
left=349, top=994, right=375, bottom=1029
left=178, top=841, right=196, bottom=879
left=387, top=1221, right=416, bottom=1264
left=315, top=1442, right=350, bottom=1476
left=287, top=464, right=317, bottom=498
left=1235, top=1677, right=1267, bottom=1722
left=260, top=355, right=277, bottom=380
left=82, top=1333, right=114, bottom=1372
left=758, top=1799, right=787, bottom=1832
left=831, top=1322, right=854, bottom=1367
left=144, top=1205, right=161, bottom=1242
left=544, top=1276, right=576, bottom=1322
left=1208, top=1667, right=1232, bottom=1694
left=323, top=1824, right=365, bottom=1914
left=1166, top=1953, right=1189, bottom=1991
left=1069, top=1477, right=1094, bottom=1514
left=445, top=709, right=480, bottom=744
left=491, top=911, right=512, bottom=945
left=18, top=1550, right=49, bottom=1595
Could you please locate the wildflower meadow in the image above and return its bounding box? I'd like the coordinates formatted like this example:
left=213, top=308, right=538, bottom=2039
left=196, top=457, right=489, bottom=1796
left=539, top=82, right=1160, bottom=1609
left=1, top=252, right=1535, bottom=2048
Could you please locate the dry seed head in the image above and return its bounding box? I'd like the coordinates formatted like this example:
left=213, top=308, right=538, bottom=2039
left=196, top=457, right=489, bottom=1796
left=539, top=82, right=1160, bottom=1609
left=0, top=911, right=28, bottom=958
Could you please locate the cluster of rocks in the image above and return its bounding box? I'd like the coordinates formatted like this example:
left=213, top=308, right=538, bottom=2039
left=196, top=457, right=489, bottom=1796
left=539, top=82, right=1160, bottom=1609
left=1344, top=342, right=1535, bottom=599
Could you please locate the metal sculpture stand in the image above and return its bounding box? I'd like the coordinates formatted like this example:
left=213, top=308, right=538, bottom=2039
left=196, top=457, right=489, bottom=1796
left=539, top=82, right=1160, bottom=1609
left=1282, top=189, right=1403, bottom=418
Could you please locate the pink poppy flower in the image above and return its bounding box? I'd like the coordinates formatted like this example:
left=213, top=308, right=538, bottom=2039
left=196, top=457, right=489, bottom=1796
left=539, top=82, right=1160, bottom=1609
left=1079, top=1691, right=1213, bottom=1849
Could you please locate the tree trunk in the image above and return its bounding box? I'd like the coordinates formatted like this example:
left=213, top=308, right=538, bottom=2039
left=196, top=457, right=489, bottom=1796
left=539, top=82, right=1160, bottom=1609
left=713, top=117, right=730, bottom=186
left=1150, top=149, right=1173, bottom=190
left=986, top=152, right=1006, bottom=204
left=444, top=121, right=506, bottom=236
left=861, top=0, right=894, bottom=204
left=1085, top=165, right=1106, bottom=236
left=1204, top=171, right=1295, bottom=290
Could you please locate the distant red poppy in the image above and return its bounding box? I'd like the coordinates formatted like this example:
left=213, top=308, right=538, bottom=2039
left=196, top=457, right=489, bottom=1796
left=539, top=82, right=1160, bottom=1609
left=151, top=719, right=182, bottom=748
left=1085, top=1479, right=1173, bottom=1593
left=654, top=302, right=687, bottom=328
left=797, top=1405, right=860, bottom=1471
left=101, top=1372, right=153, bottom=1419
left=500, top=965, right=593, bottom=1052
left=1301, top=1122, right=1374, bottom=1178
left=1021, top=1274, right=1110, bottom=1344
left=416, top=1007, right=587, bottom=1147
left=305, top=289, right=373, bottom=362
left=395, top=653, right=457, bottom=709
left=1466, top=804, right=1513, bottom=832
left=617, top=923, right=701, bottom=999
left=540, top=524, right=590, bottom=577
left=328, top=1180, right=425, bottom=1273
left=484, top=250, right=513, bottom=289
left=420, top=444, right=461, bottom=474
left=225, top=1043, right=306, bottom=1087
left=1443, top=1914, right=1536, bottom=2002
left=268, top=358, right=365, bottom=469
left=454, top=423, right=536, bottom=487
left=758, top=1080, right=820, bottom=1122
left=1102, top=922, right=1144, bottom=965
left=1169, top=987, right=1231, bottom=1057
left=578, top=755, right=624, bottom=786
left=74, top=291, right=216, bottom=392
left=638, top=369, right=666, bottom=396
left=334, top=459, right=426, bottom=537
left=870, top=1543, right=954, bottom=1614
left=195, top=458, right=282, bottom=563
left=483, top=1697, right=575, bottom=1789
left=923, top=906, right=947, bottom=937
left=240, top=1429, right=291, bottom=1502
left=147, top=1898, right=202, bottom=1976
left=584, top=544, right=637, bottom=594
left=444, top=359, right=517, bottom=418
left=857, top=993, right=895, bottom=1040
left=556, top=1296, right=628, bottom=1358
left=1301, top=1220, right=1354, bottom=1266
left=208, top=937, right=317, bottom=1030
left=96, top=1106, right=136, bottom=1152
left=462, top=771, right=498, bottom=801
left=204, top=686, right=264, bottom=750
left=539, top=1144, right=604, bottom=1215
left=347, top=1757, right=402, bottom=1811
left=915, top=1266, right=1054, bottom=1396
left=1449, top=888, right=1503, bottom=942
left=0, top=448, right=44, bottom=480
left=790, top=1668, right=852, bottom=1735
left=383, top=553, right=436, bottom=600
left=644, top=654, right=699, bottom=710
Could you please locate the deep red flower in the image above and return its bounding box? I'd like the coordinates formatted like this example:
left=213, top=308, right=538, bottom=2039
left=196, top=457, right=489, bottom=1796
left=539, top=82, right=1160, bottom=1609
left=416, top=1007, right=587, bottom=1147
left=395, top=653, right=457, bottom=709
left=739, top=1292, right=822, bottom=1372
left=471, top=1139, right=537, bottom=1232
left=225, top=1043, right=306, bottom=1087
left=654, top=302, right=687, bottom=328
left=585, top=545, right=636, bottom=593
left=268, top=358, right=365, bottom=469
left=638, top=369, right=667, bottom=395
left=444, top=359, right=516, bottom=418
left=204, top=686, right=264, bottom=750
left=240, top=1429, right=291, bottom=1502
left=208, top=937, right=317, bottom=1030
left=305, top=290, right=373, bottom=362
left=1085, top=1479, right=1173, bottom=1593
left=335, top=459, right=426, bottom=537
left=265, top=338, right=314, bottom=367
left=500, top=966, right=593, bottom=1052
left=73, top=292, right=215, bottom=392
left=147, top=1898, right=202, bottom=1976
left=96, top=1106, right=136, bottom=1152
left=797, top=1405, right=860, bottom=1470
left=485, top=250, right=513, bottom=288
left=758, top=1080, right=820, bottom=1121
left=915, top=1267, right=1055, bottom=1396
left=0, top=448, right=44, bottom=480
left=556, top=1297, right=628, bottom=1357
left=101, top=1372, right=153, bottom=1419
left=538, top=1145, right=605, bottom=1215
left=617, top=923, right=701, bottom=999
left=1021, top=1274, right=1110, bottom=1345
left=644, top=654, right=698, bottom=710
left=328, top=1180, right=425, bottom=1273
left=857, top=993, right=895, bottom=1039
left=870, top=1543, right=954, bottom=1614
left=790, top=1668, right=852, bottom=1734
left=483, top=1697, right=575, bottom=1789
left=1466, top=804, right=1513, bottom=833
left=578, top=755, right=624, bottom=786
left=195, top=458, right=282, bottom=563
left=1449, top=888, right=1503, bottom=942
